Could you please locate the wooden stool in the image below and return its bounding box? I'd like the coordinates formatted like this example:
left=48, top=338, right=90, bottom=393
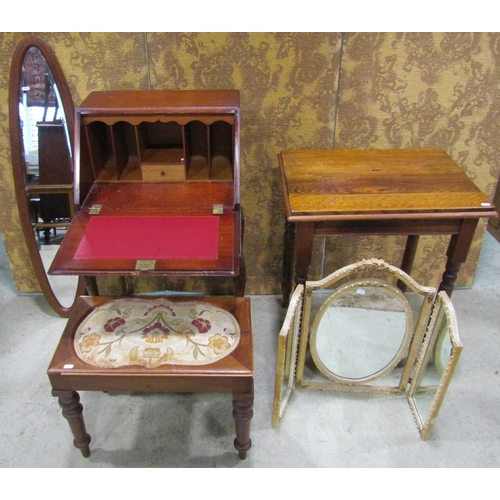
left=47, top=295, right=254, bottom=459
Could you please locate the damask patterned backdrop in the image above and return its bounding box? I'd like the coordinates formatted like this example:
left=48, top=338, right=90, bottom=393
left=0, top=33, right=499, bottom=297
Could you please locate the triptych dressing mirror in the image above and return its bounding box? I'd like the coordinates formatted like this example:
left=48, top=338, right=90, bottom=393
left=9, top=36, right=85, bottom=316
left=273, top=259, right=463, bottom=440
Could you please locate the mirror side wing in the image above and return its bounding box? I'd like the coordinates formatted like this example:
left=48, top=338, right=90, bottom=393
left=272, top=284, right=304, bottom=428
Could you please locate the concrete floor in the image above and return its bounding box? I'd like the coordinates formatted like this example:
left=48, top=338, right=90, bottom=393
left=1, top=232, right=500, bottom=468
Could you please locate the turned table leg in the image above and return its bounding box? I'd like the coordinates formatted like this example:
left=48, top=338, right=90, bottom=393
left=283, top=221, right=315, bottom=307
left=232, top=390, right=254, bottom=459
left=398, top=234, right=419, bottom=292
left=439, top=219, right=478, bottom=297
left=295, top=222, right=315, bottom=285
left=52, top=390, right=91, bottom=458
left=282, top=221, right=295, bottom=307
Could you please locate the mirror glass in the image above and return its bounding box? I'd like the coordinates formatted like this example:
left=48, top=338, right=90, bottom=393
left=409, top=292, right=462, bottom=440
left=310, top=280, right=412, bottom=383
left=10, top=36, right=83, bottom=316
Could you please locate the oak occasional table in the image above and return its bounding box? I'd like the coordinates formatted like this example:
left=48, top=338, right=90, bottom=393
left=279, top=148, right=497, bottom=307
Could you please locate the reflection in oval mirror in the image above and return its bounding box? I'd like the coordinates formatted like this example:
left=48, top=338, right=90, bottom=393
left=9, top=36, right=84, bottom=317
left=310, top=280, right=413, bottom=384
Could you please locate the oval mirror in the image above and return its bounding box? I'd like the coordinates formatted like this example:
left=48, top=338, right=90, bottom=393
left=9, top=36, right=84, bottom=317
left=310, top=279, right=414, bottom=384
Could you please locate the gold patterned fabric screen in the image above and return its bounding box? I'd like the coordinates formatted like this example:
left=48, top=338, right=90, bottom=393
left=1, top=33, right=499, bottom=295
left=326, top=33, right=500, bottom=287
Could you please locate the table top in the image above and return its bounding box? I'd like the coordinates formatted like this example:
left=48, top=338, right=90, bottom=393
left=279, top=148, right=497, bottom=221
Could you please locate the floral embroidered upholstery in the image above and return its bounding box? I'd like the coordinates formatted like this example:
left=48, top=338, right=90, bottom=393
left=74, top=298, right=240, bottom=368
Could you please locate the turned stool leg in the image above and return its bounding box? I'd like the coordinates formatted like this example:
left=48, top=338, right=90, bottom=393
left=232, top=390, right=254, bottom=459
left=52, top=390, right=91, bottom=458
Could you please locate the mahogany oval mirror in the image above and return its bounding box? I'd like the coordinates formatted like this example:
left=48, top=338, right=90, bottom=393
left=9, top=36, right=84, bottom=317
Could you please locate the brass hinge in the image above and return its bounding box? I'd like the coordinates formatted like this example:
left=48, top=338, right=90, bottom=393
left=89, top=204, right=102, bottom=214
left=213, top=204, right=224, bottom=214
left=136, top=260, right=156, bottom=271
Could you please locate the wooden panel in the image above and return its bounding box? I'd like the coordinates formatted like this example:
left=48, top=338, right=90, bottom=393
left=49, top=207, right=240, bottom=277
left=79, top=182, right=234, bottom=210
left=78, top=90, right=240, bottom=114
left=280, top=149, right=496, bottom=219
left=141, top=148, right=186, bottom=181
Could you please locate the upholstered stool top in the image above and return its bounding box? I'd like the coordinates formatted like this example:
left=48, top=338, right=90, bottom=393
left=74, top=298, right=241, bottom=368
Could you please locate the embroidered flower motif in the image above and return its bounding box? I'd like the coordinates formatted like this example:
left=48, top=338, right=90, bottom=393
left=145, top=304, right=176, bottom=316
left=143, top=348, right=161, bottom=358
left=157, top=347, right=175, bottom=364
left=128, top=346, right=140, bottom=362
left=192, top=318, right=211, bottom=333
left=79, top=332, right=101, bottom=352
left=207, top=333, right=230, bottom=354
left=141, top=322, right=170, bottom=343
left=104, top=317, right=125, bottom=332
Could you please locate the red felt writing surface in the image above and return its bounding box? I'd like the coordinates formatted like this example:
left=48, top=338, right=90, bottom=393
left=74, top=216, right=219, bottom=260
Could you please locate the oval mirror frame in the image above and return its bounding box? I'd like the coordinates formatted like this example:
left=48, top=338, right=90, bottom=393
left=309, top=279, right=414, bottom=384
left=9, top=35, right=85, bottom=317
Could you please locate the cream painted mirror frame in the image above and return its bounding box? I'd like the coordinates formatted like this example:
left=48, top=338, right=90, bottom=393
left=272, top=284, right=303, bottom=428
left=272, top=258, right=462, bottom=441
left=407, top=291, right=463, bottom=440
left=9, top=36, right=85, bottom=317
left=308, top=278, right=414, bottom=385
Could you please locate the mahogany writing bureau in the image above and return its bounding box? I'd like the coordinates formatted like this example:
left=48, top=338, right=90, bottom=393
left=50, top=90, right=245, bottom=295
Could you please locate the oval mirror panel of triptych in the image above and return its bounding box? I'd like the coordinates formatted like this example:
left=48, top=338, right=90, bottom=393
left=309, top=279, right=414, bottom=384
